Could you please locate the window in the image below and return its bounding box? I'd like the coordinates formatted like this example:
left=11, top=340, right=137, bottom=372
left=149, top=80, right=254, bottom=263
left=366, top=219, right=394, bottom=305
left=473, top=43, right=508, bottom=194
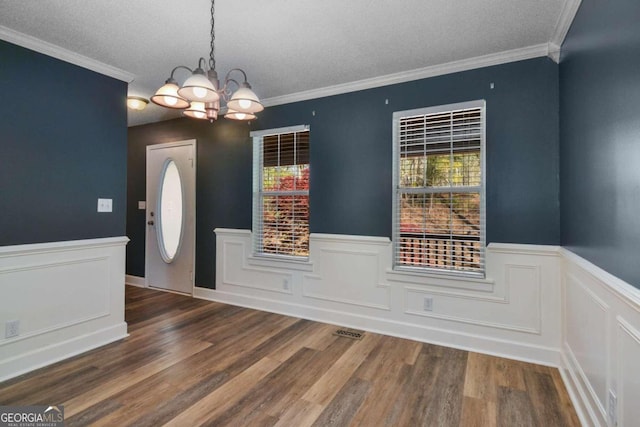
left=252, top=125, right=310, bottom=258
left=392, top=100, right=485, bottom=276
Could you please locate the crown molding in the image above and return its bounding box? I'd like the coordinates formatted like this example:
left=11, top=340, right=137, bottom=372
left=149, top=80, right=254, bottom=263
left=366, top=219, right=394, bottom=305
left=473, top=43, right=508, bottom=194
left=549, top=0, right=582, bottom=54
left=548, top=43, right=562, bottom=64
left=0, top=25, right=134, bottom=83
left=262, top=43, right=551, bottom=108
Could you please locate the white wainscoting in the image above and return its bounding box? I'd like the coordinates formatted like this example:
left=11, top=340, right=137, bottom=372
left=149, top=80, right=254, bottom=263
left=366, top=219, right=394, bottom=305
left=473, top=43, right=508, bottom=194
left=560, top=248, right=640, bottom=427
left=0, top=237, right=129, bottom=381
left=200, top=229, right=563, bottom=366
left=193, top=229, right=640, bottom=425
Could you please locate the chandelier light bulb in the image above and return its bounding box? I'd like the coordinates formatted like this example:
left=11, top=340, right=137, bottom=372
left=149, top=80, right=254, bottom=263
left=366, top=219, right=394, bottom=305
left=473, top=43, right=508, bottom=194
left=235, top=112, right=246, bottom=120
left=164, top=96, right=178, bottom=106
left=193, top=86, right=208, bottom=99
left=238, top=99, right=252, bottom=110
left=194, top=110, right=205, bottom=119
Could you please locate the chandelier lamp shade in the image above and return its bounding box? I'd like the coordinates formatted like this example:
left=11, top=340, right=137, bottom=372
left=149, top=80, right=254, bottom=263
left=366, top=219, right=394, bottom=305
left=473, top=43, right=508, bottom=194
left=227, top=82, right=263, bottom=114
left=183, top=101, right=207, bottom=119
left=150, top=78, right=190, bottom=109
left=225, top=109, right=256, bottom=121
left=150, top=0, right=263, bottom=122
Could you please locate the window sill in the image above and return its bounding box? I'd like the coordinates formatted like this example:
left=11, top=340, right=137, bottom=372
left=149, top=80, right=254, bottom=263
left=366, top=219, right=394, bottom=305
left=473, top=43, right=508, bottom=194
left=247, top=255, right=314, bottom=272
left=386, top=267, right=494, bottom=292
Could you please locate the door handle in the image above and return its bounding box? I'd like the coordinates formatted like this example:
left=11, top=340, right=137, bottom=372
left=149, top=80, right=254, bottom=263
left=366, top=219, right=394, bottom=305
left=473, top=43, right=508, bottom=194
left=147, top=220, right=154, bottom=226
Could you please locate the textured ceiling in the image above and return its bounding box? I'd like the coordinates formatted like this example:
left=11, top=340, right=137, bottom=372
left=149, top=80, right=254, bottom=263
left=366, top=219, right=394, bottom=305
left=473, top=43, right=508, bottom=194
left=0, top=0, right=572, bottom=126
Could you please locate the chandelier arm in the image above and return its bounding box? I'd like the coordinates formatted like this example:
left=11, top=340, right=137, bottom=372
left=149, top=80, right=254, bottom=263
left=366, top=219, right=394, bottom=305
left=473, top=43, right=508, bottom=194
left=224, top=68, right=249, bottom=84
left=220, top=78, right=240, bottom=101
left=169, top=65, right=194, bottom=80
left=223, top=78, right=240, bottom=89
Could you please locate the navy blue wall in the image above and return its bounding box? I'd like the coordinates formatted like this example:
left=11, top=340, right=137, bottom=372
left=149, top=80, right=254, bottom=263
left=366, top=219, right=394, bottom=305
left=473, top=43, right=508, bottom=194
left=255, top=57, right=560, bottom=244
left=560, top=0, right=640, bottom=289
left=0, top=40, right=128, bottom=245
left=127, top=119, right=251, bottom=288
left=128, top=57, right=560, bottom=289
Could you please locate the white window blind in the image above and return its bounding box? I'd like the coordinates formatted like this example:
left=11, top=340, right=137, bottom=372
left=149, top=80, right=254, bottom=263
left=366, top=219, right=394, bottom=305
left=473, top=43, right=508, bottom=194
left=392, top=101, right=486, bottom=275
left=252, top=126, right=310, bottom=258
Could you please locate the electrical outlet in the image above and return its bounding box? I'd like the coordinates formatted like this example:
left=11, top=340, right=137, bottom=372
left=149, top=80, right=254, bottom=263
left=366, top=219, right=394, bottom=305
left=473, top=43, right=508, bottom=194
left=608, top=389, right=617, bottom=426
left=423, top=297, right=433, bottom=311
left=5, top=320, right=19, bottom=338
left=97, top=198, right=112, bottom=212
left=283, top=278, right=290, bottom=291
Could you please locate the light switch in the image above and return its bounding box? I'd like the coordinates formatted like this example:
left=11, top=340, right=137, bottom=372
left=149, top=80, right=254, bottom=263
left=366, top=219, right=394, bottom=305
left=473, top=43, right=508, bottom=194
left=97, top=198, right=112, bottom=212
left=138, top=201, right=146, bottom=210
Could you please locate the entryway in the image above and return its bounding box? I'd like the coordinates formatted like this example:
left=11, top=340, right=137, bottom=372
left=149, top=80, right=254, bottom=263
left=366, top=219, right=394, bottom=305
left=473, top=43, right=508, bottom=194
left=145, top=140, right=196, bottom=294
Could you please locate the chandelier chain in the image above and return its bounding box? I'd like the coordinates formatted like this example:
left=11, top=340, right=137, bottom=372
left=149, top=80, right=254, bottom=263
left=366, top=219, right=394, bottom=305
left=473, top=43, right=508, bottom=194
left=209, top=0, right=216, bottom=70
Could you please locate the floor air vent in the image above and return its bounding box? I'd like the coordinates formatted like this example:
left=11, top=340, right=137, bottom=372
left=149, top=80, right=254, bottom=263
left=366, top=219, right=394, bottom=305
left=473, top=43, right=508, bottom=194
left=333, top=328, right=365, bottom=340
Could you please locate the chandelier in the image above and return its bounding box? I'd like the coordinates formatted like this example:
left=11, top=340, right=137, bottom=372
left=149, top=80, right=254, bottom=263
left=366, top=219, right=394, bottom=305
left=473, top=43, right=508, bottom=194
left=150, top=0, right=263, bottom=122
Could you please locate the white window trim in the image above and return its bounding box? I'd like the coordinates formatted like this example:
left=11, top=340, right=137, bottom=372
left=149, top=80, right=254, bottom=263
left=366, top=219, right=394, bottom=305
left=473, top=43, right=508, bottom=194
left=251, top=124, right=310, bottom=261
left=247, top=253, right=314, bottom=271
left=391, top=99, right=487, bottom=278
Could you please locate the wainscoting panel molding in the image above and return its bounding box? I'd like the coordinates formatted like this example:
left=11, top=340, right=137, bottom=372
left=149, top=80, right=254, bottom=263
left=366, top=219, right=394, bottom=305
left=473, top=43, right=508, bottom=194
left=302, top=236, right=391, bottom=310
left=222, top=240, right=294, bottom=295
left=560, top=248, right=640, bottom=427
left=617, top=317, right=640, bottom=427
left=207, top=230, right=563, bottom=366
left=201, top=230, right=640, bottom=425
left=0, top=237, right=129, bottom=381
left=564, top=272, right=609, bottom=421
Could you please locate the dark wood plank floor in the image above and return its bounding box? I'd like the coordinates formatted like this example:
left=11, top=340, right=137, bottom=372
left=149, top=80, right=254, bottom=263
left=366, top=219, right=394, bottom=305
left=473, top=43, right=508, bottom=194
left=0, top=286, right=580, bottom=426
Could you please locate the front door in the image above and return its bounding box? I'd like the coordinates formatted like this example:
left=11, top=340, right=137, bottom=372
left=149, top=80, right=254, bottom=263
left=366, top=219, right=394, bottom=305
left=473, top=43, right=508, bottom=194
left=145, top=140, right=196, bottom=294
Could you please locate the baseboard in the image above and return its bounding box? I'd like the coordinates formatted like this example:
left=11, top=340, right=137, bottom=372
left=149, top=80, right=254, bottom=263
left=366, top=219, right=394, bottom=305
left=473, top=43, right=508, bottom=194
left=0, top=322, right=128, bottom=382
left=193, top=286, right=561, bottom=367
left=559, top=350, right=598, bottom=427
left=125, top=274, right=146, bottom=288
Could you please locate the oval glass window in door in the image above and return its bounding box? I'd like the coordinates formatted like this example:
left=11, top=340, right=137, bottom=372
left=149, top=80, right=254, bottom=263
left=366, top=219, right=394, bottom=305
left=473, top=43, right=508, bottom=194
left=157, top=159, right=184, bottom=263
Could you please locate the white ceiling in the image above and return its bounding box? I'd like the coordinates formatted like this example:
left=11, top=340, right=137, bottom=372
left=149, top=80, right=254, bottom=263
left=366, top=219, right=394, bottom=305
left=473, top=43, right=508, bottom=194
left=0, top=0, right=578, bottom=126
